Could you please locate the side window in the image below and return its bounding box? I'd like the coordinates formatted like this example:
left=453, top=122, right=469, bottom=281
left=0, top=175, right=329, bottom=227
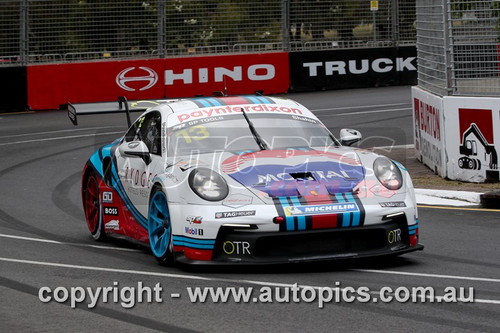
left=124, top=116, right=145, bottom=143
left=123, top=112, right=162, bottom=156
left=124, top=123, right=139, bottom=142
left=143, top=113, right=162, bottom=155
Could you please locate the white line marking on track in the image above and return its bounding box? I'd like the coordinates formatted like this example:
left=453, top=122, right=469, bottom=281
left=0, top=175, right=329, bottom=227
left=0, top=131, right=123, bottom=146
left=0, top=126, right=124, bottom=139
left=0, top=233, right=141, bottom=252
left=374, top=144, right=414, bottom=149
left=352, top=268, right=500, bottom=283
left=315, top=107, right=410, bottom=117
left=311, top=103, right=410, bottom=112
left=1, top=256, right=499, bottom=305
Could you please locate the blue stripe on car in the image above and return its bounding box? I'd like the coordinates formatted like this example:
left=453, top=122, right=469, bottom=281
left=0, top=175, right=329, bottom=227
left=206, top=98, right=222, bottom=106
left=408, top=220, right=419, bottom=235
left=245, top=96, right=262, bottom=104
left=194, top=98, right=212, bottom=108
left=279, top=197, right=295, bottom=231
left=172, top=236, right=215, bottom=249
left=254, top=96, right=273, bottom=104
left=335, top=193, right=351, bottom=227
left=345, top=192, right=360, bottom=227
left=290, top=196, right=306, bottom=230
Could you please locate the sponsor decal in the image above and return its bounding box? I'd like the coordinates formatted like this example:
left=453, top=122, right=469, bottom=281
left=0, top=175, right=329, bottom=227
left=102, top=192, right=113, bottom=203
left=223, top=158, right=364, bottom=198
left=222, top=194, right=253, bottom=208
left=105, top=220, right=120, bottom=230
left=104, top=206, right=119, bottom=216
left=186, top=216, right=203, bottom=224
left=284, top=203, right=359, bottom=217
left=123, top=167, right=157, bottom=189
left=292, top=114, right=317, bottom=124
left=415, top=97, right=441, bottom=141
left=457, top=109, right=498, bottom=173
left=412, top=90, right=444, bottom=174
left=387, top=228, right=402, bottom=244
left=222, top=241, right=251, bottom=255
left=164, top=173, right=179, bottom=183
left=302, top=57, right=416, bottom=77
left=176, top=104, right=303, bottom=124
left=116, top=67, right=158, bottom=92
left=273, top=193, right=365, bottom=231
left=163, top=53, right=289, bottom=98
left=379, top=201, right=406, bottom=208
left=165, top=64, right=275, bottom=85
left=185, top=227, right=204, bottom=236
left=215, top=211, right=256, bottom=219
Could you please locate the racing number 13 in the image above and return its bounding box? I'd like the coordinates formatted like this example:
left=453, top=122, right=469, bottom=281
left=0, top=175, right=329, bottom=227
left=177, top=125, right=209, bottom=144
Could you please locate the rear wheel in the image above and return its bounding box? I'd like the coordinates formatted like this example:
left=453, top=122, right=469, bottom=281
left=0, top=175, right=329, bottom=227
left=83, top=172, right=106, bottom=241
left=148, top=189, right=174, bottom=265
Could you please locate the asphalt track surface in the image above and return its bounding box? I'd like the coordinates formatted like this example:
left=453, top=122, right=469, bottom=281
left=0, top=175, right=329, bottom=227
left=1, top=86, right=499, bottom=332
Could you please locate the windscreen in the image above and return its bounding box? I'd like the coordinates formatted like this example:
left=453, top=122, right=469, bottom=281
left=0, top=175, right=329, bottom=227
left=167, top=113, right=339, bottom=157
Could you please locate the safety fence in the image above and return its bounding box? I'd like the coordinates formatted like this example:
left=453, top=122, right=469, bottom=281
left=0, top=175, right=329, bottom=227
left=0, top=0, right=416, bottom=65
left=0, top=45, right=417, bottom=111
left=416, top=0, right=500, bottom=97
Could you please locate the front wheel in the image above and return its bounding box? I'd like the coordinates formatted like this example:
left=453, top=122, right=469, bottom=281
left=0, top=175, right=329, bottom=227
left=148, top=189, right=174, bottom=265
left=83, top=172, right=106, bottom=241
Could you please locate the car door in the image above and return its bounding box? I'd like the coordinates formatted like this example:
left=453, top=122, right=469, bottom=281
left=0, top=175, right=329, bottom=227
left=116, top=111, right=164, bottom=218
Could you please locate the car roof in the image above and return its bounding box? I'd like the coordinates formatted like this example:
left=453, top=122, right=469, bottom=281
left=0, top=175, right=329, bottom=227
left=152, top=96, right=319, bottom=126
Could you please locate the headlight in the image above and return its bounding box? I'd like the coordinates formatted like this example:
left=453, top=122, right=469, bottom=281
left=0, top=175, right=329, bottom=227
left=373, top=157, right=403, bottom=190
left=188, top=168, right=229, bottom=201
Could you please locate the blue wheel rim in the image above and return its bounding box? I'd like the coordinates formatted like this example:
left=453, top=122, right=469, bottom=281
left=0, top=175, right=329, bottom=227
left=148, top=191, right=171, bottom=258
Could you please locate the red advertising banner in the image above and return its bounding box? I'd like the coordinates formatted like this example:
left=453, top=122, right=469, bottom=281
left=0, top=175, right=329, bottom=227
left=163, top=53, right=289, bottom=98
left=28, top=59, right=164, bottom=110
left=27, top=53, right=289, bottom=110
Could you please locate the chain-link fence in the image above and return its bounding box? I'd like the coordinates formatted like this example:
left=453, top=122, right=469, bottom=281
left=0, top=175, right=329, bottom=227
left=416, top=0, right=500, bottom=97
left=0, top=0, right=417, bottom=65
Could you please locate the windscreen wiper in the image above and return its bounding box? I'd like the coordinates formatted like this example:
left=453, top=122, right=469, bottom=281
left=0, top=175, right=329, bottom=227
left=240, top=108, right=269, bottom=150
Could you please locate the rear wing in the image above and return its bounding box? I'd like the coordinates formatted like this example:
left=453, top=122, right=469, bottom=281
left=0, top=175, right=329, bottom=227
left=66, top=96, right=172, bottom=127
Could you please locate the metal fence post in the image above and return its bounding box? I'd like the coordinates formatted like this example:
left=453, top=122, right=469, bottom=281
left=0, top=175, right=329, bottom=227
left=443, top=0, right=452, bottom=96
left=392, top=0, right=400, bottom=44
left=281, top=0, right=290, bottom=51
left=19, top=0, right=28, bottom=64
left=158, top=0, right=166, bottom=58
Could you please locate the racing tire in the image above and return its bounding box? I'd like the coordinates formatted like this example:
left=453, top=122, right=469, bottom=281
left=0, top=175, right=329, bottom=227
left=148, top=188, right=174, bottom=265
left=83, top=172, right=106, bottom=241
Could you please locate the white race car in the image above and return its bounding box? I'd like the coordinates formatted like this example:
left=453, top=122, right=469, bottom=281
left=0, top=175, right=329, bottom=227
left=72, top=95, right=423, bottom=265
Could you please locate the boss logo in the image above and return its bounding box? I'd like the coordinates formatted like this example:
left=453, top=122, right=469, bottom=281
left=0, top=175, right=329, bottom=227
left=104, top=207, right=119, bottom=216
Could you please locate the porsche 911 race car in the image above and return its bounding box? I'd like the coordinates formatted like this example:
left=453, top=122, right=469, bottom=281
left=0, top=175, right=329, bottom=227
left=72, top=95, right=423, bottom=265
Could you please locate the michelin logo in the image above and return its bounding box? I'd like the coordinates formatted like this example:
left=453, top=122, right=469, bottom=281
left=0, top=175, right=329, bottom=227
left=285, top=203, right=359, bottom=216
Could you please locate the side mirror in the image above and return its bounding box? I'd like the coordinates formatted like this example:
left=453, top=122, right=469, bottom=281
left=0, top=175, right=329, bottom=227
left=119, top=141, right=151, bottom=165
left=340, top=128, right=362, bottom=146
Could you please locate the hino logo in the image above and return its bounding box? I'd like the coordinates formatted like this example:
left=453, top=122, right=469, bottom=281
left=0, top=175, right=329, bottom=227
left=165, top=64, right=275, bottom=85
left=116, top=67, right=158, bottom=91
left=303, top=57, right=416, bottom=76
